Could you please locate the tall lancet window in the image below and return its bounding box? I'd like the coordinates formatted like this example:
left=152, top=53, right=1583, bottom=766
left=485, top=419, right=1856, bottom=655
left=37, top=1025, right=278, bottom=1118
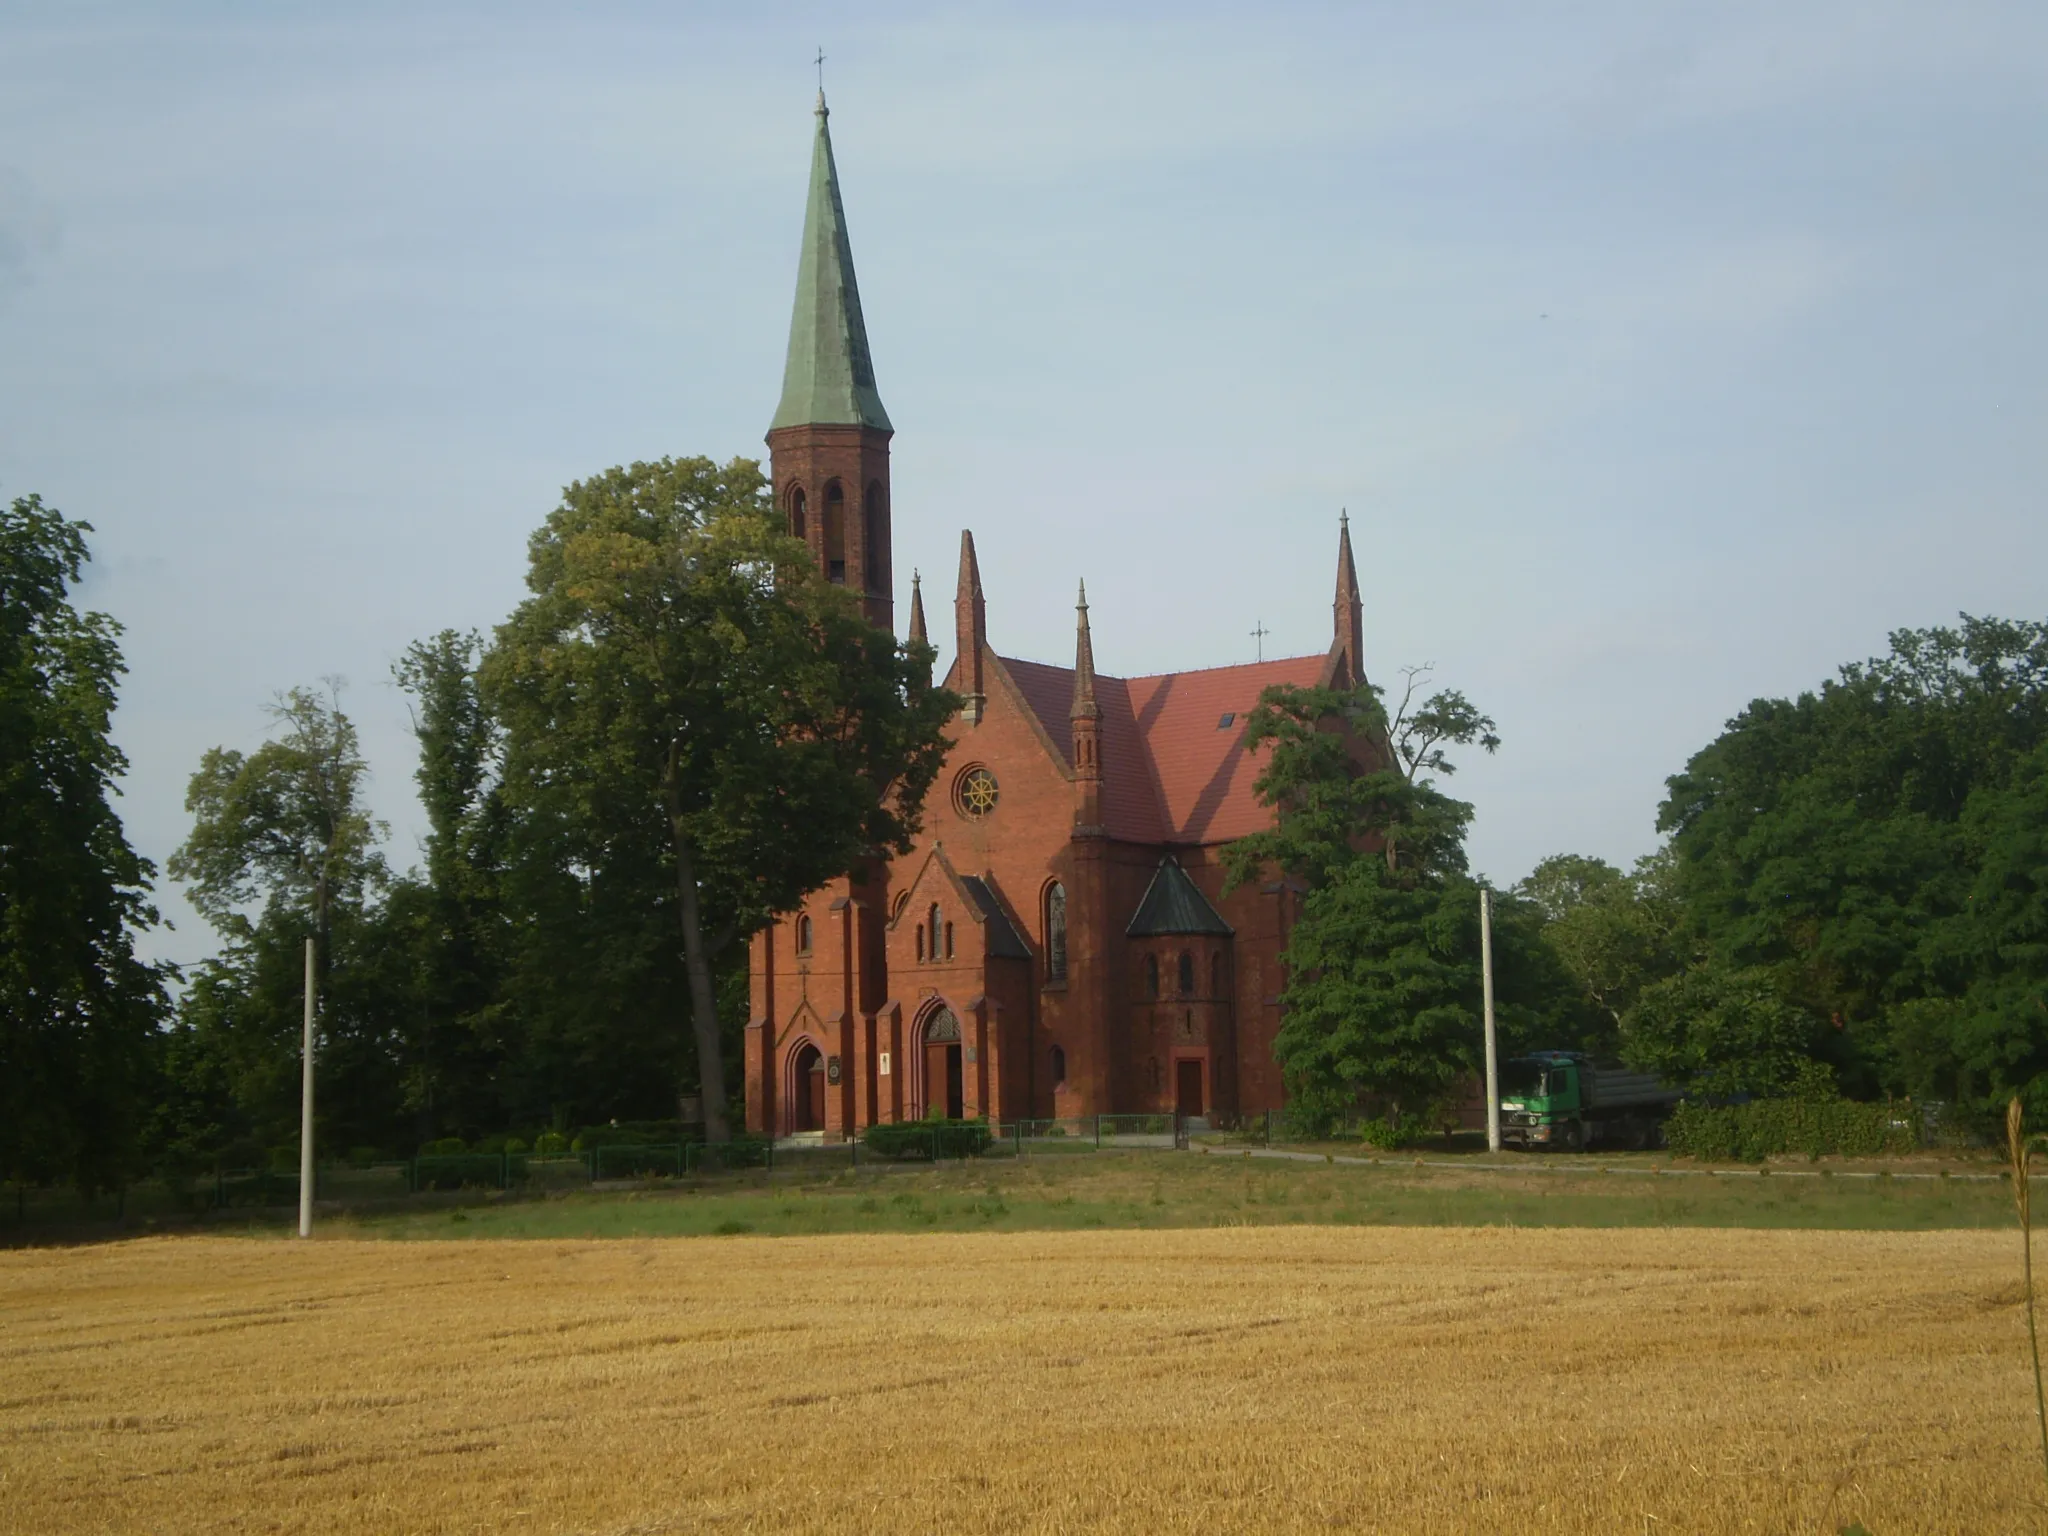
left=1045, top=883, right=1067, bottom=982
left=788, top=486, right=807, bottom=540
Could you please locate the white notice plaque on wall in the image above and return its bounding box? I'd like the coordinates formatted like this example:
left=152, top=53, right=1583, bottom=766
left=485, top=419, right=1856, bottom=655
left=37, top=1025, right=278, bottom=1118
left=878, top=1052, right=892, bottom=1076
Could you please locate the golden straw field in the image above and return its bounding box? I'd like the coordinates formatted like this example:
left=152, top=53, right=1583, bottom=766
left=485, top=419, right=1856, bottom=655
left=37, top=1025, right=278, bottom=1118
left=2, top=1226, right=2037, bottom=1534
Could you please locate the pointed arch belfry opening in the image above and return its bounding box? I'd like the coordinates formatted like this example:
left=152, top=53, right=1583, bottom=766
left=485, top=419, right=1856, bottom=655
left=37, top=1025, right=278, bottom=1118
left=912, top=1004, right=964, bottom=1120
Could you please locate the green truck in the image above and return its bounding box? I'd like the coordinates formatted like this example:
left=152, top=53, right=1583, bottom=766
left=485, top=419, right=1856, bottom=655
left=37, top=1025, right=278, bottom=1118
left=1497, top=1051, right=1682, bottom=1151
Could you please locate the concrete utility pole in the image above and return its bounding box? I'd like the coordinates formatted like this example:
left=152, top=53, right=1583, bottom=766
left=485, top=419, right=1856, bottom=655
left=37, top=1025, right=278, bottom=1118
left=299, top=937, right=316, bottom=1239
left=1481, top=888, right=1500, bottom=1153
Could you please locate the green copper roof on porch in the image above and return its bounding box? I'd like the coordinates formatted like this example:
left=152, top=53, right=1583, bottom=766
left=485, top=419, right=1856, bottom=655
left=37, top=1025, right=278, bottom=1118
left=769, top=92, right=893, bottom=434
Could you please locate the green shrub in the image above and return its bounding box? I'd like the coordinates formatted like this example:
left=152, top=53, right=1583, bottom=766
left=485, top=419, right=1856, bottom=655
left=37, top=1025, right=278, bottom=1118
left=1357, top=1113, right=1431, bottom=1150
left=863, top=1119, right=993, bottom=1160
left=346, top=1146, right=381, bottom=1169
left=532, top=1131, right=571, bottom=1158
left=421, top=1136, right=468, bottom=1156
left=1664, top=1096, right=1917, bottom=1161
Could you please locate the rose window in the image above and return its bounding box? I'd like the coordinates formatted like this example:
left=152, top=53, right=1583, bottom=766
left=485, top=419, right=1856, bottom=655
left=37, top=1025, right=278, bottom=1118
left=956, top=767, right=1000, bottom=819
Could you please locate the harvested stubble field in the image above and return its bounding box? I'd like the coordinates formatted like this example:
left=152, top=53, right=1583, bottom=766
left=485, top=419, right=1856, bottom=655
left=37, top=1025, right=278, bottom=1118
left=2, top=1225, right=2038, bottom=1534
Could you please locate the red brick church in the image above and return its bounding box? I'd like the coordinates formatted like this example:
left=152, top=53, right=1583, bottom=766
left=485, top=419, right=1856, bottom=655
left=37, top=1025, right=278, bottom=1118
left=744, top=96, right=1375, bottom=1137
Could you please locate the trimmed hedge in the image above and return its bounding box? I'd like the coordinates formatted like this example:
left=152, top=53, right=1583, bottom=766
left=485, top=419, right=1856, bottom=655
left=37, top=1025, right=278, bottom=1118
left=863, top=1119, right=993, bottom=1160
left=1663, top=1097, right=1917, bottom=1161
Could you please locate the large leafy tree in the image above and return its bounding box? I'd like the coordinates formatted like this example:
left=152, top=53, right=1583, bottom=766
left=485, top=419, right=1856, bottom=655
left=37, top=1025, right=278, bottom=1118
left=1660, top=615, right=2048, bottom=1110
left=387, top=631, right=513, bottom=1139
left=166, top=685, right=395, bottom=1154
left=1226, top=677, right=1560, bottom=1133
left=482, top=456, right=954, bottom=1141
left=0, top=495, right=168, bottom=1192
left=1515, top=849, right=1684, bottom=1042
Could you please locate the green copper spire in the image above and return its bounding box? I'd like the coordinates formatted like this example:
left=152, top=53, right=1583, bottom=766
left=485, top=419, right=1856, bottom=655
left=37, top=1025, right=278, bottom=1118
left=769, top=93, right=892, bottom=433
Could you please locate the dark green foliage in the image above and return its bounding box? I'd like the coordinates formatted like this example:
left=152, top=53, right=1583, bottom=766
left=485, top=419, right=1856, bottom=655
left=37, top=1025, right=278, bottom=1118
left=0, top=496, right=169, bottom=1193
left=1620, top=965, right=1823, bottom=1097
left=1515, top=850, right=1683, bottom=1051
left=1660, top=615, right=2048, bottom=1114
left=1228, top=679, right=1573, bottom=1136
left=483, top=456, right=956, bottom=1139
left=1663, top=1096, right=1916, bottom=1161
left=863, top=1119, right=993, bottom=1159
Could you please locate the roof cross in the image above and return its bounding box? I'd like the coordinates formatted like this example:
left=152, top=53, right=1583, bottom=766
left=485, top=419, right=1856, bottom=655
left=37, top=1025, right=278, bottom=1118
left=815, top=47, right=826, bottom=93
left=1251, top=618, right=1270, bottom=662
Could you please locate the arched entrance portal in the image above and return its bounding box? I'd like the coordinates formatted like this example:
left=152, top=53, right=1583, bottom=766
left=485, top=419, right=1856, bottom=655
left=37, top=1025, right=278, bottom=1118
left=921, top=1008, right=964, bottom=1120
left=791, top=1042, right=826, bottom=1133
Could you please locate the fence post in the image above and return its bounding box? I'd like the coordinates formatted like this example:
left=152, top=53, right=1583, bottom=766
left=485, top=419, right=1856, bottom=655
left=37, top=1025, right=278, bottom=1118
left=851, top=1135, right=859, bottom=1170
left=501, top=1152, right=509, bottom=1191
left=1095, top=1114, right=1102, bottom=1150
left=1016, top=1120, right=1023, bottom=1159
left=767, top=1139, right=774, bottom=1174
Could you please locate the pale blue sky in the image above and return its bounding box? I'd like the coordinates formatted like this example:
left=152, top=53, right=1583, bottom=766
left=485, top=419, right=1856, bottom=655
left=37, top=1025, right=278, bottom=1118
left=4, top=3, right=2044, bottom=969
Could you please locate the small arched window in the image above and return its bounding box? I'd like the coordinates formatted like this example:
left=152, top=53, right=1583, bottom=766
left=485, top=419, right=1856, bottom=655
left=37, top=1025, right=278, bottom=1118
left=864, top=481, right=886, bottom=591
left=1178, top=951, right=1195, bottom=996
left=891, top=891, right=910, bottom=924
left=944, top=922, right=955, bottom=960
left=928, top=904, right=941, bottom=963
left=1050, top=1044, right=1067, bottom=1086
left=1145, top=955, right=1160, bottom=999
left=823, top=481, right=847, bottom=583
left=795, top=914, right=813, bottom=955
left=788, top=485, right=807, bottom=540
left=915, top=925, right=926, bottom=963
left=1210, top=952, right=1223, bottom=998
left=1045, top=882, right=1067, bottom=982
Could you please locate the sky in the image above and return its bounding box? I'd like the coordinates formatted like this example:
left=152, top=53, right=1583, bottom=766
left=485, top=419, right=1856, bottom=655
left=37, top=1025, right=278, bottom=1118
left=4, top=2, right=2045, bottom=973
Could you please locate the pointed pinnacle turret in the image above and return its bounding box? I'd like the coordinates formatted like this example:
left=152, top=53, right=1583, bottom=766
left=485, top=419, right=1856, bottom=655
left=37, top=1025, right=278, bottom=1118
left=1070, top=578, right=1105, bottom=818
left=769, top=95, right=891, bottom=432
left=1071, top=579, right=1102, bottom=722
left=906, top=569, right=927, bottom=645
left=1332, top=508, right=1367, bottom=689
left=955, top=531, right=987, bottom=723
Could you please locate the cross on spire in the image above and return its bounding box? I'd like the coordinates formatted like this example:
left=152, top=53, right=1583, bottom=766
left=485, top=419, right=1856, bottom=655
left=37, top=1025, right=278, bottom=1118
left=1251, top=618, right=1271, bottom=662
left=815, top=47, right=826, bottom=94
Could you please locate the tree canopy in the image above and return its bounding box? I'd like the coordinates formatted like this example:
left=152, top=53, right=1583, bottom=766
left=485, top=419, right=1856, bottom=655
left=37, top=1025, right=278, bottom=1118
left=1227, top=677, right=1563, bottom=1135
left=1656, top=615, right=2048, bottom=1114
left=0, top=496, right=168, bottom=1192
left=483, top=455, right=954, bottom=1139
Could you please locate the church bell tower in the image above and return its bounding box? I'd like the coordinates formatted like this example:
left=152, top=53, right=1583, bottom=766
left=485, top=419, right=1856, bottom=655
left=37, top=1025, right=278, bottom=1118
left=766, top=91, right=895, bottom=633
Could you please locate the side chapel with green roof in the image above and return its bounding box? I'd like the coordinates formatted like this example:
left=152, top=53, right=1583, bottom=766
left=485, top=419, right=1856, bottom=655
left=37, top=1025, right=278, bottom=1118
left=746, top=94, right=1378, bottom=1137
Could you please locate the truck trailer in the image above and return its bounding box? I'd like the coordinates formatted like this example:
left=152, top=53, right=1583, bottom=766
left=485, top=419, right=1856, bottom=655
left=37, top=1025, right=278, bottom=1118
left=1497, top=1051, right=1681, bottom=1151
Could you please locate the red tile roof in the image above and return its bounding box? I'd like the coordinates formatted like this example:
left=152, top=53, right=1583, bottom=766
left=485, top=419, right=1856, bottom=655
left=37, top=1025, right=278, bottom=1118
left=996, top=651, right=1330, bottom=846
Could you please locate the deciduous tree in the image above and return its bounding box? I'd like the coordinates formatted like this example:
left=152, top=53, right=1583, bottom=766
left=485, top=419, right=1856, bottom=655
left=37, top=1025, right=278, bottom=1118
left=482, top=456, right=954, bottom=1141
left=0, top=495, right=168, bottom=1192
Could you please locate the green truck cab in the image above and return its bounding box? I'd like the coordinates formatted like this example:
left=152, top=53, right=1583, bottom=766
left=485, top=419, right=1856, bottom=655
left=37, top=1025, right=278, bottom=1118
left=1498, top=1050, right=1680, bottom=1152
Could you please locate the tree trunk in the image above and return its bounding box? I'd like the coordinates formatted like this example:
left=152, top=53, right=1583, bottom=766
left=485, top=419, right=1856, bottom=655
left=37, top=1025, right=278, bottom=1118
left=670, top=823, right=731, bottom=1143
